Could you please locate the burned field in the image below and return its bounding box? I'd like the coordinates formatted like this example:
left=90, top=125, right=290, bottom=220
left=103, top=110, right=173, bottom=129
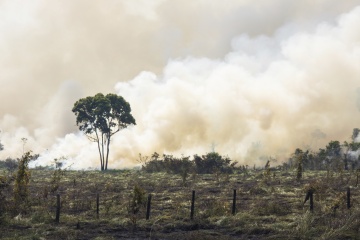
left=1, top=166, right=360, bottom=240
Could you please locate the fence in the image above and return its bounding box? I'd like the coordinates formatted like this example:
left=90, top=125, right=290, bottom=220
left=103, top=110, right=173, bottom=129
left=49, top=186, right=352, bottom=223
left=15, top=169, right=356, bottom=227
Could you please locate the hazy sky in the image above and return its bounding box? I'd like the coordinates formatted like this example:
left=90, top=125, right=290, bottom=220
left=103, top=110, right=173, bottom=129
left=1, top=0, right=360, bottom=168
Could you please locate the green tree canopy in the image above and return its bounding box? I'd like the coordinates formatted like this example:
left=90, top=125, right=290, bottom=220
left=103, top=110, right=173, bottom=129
left=325, top=140, right=342, bottom=157
left=72, top=93, right=136, bottom=170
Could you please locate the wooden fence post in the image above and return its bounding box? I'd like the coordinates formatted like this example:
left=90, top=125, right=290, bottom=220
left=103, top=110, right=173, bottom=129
left=232, top=189, right=236, bottom=215
left=55, top=194, right=60, bottom=223
left=304, top=190, right=314, bottom=213
left=347, top=187, right=351, bottom=209
left=190, top=190, right=195, bottom=220
left=146, top=194, right=152, bottom=220
left=96, top=193, right=100, bottom=219
left=309, top=191, right=313, bottom=212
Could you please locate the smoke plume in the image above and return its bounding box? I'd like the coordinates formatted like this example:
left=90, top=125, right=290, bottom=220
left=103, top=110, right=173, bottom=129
left=0, top=1, right=360, bottom=169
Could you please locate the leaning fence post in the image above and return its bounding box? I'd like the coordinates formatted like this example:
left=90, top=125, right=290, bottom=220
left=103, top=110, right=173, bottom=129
left=347, top=187, right=351, bottom=209
left=309, top=191, right=314, bottom=212
left=146, top=194, right=152, bottom=220
left=304, top=190, right=314, bottom=213
left=232, top=189, right=236, bottom=215
left=96, top=193, right=100, bottom=219
left=190, top=190, right=195, bottom=220
left=55, top=194, right=60, bottom=223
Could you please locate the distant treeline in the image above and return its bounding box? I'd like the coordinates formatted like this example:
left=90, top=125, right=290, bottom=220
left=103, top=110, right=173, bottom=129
left=281, top=128, right=360, bottom=172
left=140, top=128, right=360, bottom=174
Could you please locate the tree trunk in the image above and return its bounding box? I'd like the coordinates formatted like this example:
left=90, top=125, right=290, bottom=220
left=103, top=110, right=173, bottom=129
left=105, top=135, right=110, bottom=170
left=96, top=135, right=104, bottom=171
left=102, top=134, right=106, bottom=170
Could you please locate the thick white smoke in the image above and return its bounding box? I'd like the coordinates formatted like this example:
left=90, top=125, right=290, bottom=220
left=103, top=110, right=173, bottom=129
left=1, top=1, right=360, bottom=169
left=112, top=5, right=360, bottom=165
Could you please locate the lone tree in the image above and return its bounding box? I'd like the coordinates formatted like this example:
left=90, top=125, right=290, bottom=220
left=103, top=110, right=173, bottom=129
left=72, top=93, right=136, bottom=171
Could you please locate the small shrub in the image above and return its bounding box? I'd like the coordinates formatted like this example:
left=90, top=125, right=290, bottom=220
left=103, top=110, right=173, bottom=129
left=128, top=184, right=146, bottom=227
left=296, top=150, right=303, bottom=181
left=263, top=160, right=271, bottom=183
left=180, top=167, right=190, bottom=186
left=50, top=157, right=67, bottom=193
left=13, top=152, right=35, bottom=214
